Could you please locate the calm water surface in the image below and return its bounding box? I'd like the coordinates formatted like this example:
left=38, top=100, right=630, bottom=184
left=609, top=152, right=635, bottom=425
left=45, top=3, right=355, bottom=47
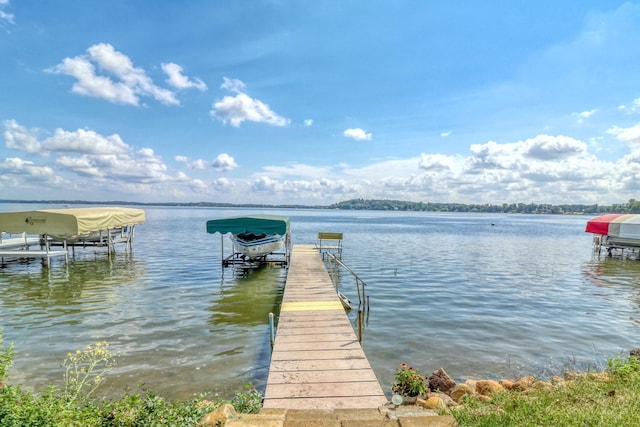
left=1, top=204, right=639, bottom=400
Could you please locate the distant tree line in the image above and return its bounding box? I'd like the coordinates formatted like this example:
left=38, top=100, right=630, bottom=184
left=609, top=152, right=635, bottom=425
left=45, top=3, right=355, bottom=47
left=326, top=199, right=640, bottom=215
left=3, top=198, right=640, bottom=215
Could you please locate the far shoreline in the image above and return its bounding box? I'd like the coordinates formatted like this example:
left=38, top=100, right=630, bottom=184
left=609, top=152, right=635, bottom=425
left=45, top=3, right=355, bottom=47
left=2, top=198, right=637, bottom=215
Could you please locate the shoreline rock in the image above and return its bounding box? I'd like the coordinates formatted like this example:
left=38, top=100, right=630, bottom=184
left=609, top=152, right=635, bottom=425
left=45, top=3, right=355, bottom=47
left=398, top=350, right=639, bottom=408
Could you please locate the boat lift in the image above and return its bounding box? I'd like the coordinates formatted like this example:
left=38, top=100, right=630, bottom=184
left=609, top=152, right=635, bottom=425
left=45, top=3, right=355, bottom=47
left=206, top=215, right=291, bottom=268
left=0, top=207, right=145, bottom=268
left=586, top=214, right=640, bottom=260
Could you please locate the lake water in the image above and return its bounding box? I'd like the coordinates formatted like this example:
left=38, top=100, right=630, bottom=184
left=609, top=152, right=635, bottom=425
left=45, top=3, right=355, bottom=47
left=1, top=204, right=640, bottom=400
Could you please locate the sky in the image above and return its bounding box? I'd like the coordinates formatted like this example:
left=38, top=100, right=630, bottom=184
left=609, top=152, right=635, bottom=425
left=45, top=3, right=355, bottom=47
left=2, top=1, right=640, bottom=206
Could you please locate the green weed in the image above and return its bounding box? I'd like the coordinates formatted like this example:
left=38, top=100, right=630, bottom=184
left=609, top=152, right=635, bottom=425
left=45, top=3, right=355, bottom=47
left=0, top=338, right=264, bottom=426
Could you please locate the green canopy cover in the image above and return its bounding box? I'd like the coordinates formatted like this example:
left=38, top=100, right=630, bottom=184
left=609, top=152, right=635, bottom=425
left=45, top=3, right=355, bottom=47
left=206, top=214, right=290, bottom=236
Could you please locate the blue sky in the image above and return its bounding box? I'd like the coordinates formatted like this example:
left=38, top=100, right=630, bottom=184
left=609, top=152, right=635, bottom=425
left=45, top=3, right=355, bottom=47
left=2, top=1, right=640, bottom=205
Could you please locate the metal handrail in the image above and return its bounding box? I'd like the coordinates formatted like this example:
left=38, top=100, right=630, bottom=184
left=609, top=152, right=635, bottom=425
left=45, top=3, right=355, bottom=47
left=324, top=252, right=370, bottom=342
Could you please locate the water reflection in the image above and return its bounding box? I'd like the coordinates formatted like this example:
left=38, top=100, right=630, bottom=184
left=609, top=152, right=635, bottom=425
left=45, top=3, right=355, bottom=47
left=582, top=255, right=640, bottom=290
left=209, top=265, right=286, bottom=326
left=0, top=253, right=144, bottom=310
left=581, top=256, right=640, bottom=325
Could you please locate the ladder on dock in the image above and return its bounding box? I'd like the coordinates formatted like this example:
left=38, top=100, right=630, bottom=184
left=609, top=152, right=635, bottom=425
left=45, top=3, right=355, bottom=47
left=263, top=244, right=387, bottom=410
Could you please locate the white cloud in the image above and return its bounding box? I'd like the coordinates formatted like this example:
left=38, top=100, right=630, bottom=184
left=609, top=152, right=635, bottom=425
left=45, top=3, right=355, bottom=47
left=56, top=155, right=105, bottom=177
left=3, top=116, right=640, bottom=205
left=572, top=109, right=598, bottom=123
left=343, top=128, right=372, bottom=141
left=220, top=77, right=246, bottom=93
left=418, top=153, right=454, bottom=171
left=45, top=128, right=130, bottom=155
left=211, top=177, right=233, bottom=191
left=607, top=123, right=640, bottom=148
left=0, top=157, right=62, bottom=193
left=522, top=134, right=587, bottom=160
left=189, top=178, right=208, bottom=191
left=0, top=4, right=14, bottom=28
left=251, top=176, right=278, bottom=192
left=3, top=120, right=131, bottom=156
left=47, top=43, right=179, bottom=106
left=212, top=153, right=238, bottom=171
left=0, top=157, right=54, bottom=177
left=441, top=131, right=452, bottom=137
left=244, top=174, right=360, bottom=204
left=210, top=78, right=290, bottom=127
left=175, top=155, right=210, bottom=170
left=0, top=120, right=205, bottom=196
left=189, top=159, right=209, bottom=170
left=3, top=120, right=41, bottom=153
left=304, top=119, right=313, bottom=127
left=162, top=63, right=207, bottom=91
left=618, top=97, right=640, bottom=114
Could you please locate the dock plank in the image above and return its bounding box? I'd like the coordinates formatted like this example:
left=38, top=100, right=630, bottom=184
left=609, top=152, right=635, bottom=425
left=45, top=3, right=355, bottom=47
left=269, top=358, right=375, bottom=372
left=273, top=340, right=361, bottom=352
left=263, top=245, right=387, bottom=410
left=267, top=369, right=380, bottom=384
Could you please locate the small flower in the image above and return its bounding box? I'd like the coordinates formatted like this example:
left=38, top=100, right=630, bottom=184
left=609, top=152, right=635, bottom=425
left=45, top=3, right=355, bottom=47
left=392, top=363, right=428, bottom=398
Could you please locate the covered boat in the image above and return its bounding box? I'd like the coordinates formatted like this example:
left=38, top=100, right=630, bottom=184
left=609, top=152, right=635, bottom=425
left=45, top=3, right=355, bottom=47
left=585, top=214, right=640, bottom=256
left=1, top=207, right=145, bottom=267
left=0, top=207, right=145, bottom=252
left=206, top=215, right=290, bottom=265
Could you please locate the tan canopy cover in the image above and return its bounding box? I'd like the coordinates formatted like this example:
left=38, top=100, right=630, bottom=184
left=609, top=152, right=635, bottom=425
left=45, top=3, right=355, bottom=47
left=0, top=207, right=146, bottom=238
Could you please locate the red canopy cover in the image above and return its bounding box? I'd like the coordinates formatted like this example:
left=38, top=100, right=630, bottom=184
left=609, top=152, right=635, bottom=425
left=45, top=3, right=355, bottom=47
left=585, top=214, right=640, bottom=239
left=585, top=214, right=625, bottom=235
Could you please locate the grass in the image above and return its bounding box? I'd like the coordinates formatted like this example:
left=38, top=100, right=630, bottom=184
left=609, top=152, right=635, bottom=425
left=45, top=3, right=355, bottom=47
left=450, top=356, right=640, bottom=426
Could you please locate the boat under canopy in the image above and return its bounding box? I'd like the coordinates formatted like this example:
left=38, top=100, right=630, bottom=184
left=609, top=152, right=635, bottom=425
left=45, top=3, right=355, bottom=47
left=0, top=207, right=145, bottom=238
left=206, top=214, right=291, bottom=266
left=206, top=214, right=290, bottom=236
left=585, top=213, right=640, bottom=256
left=0, top=207, right=145, bottom=266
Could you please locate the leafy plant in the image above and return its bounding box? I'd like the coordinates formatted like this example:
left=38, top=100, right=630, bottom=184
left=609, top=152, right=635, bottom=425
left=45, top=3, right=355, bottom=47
left=0, top=339, right=270, bottom=426
left=391, top=363, right=427, bottom=397
left=230, top=384, right=263, bottom=413
left=0, top=329, right=14, bottom=384
left=63, top=341, right=115, bottom=405
left=99, top=391, right=208, bottom=426
left=608, top=355, right=640, bottom=379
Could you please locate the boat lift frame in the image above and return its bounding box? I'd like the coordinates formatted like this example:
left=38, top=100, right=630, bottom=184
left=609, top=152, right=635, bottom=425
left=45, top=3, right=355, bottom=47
left=220, top=232, right=291, bottom=267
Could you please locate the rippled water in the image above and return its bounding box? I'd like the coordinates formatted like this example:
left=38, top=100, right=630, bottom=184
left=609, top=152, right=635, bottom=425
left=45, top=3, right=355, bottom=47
left=2, top=204, right=639, bottom=400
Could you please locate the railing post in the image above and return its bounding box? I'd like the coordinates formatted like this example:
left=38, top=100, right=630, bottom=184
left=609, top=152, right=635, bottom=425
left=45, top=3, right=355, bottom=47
left=269, top=312, right=275, bottom=349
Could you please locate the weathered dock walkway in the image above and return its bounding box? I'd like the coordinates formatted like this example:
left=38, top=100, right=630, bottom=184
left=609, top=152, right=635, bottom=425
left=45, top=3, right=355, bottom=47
left=263, top=244, right=387, bottom=410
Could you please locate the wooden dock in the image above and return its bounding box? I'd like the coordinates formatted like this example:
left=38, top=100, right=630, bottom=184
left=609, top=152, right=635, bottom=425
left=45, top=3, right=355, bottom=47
left=263, top=244, right=387, bottom=410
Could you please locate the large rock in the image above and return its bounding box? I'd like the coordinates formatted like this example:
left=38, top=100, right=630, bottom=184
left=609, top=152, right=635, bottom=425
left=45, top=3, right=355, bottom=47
left=513, top=375, right=536, bottom=391
left=449, top=383, right=475, bottom=403
left=426, top=391, right=457, bottom=407
left=499, top=379, right=516, bottom=390
left=532, top=381, right=554, bottom=391
left=201, top=403, right=237, bottom=426
left=419, top=396, right=446, bottom=410
left=630, top=348, right=640, bottom=359
left=428, top=368, right=457, bottom=394
left=475, top=380, right=503, bottom=396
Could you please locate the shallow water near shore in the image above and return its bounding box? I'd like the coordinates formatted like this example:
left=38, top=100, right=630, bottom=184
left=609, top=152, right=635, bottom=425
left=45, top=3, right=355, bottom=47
left=1, top=203, right=639, bottom=400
